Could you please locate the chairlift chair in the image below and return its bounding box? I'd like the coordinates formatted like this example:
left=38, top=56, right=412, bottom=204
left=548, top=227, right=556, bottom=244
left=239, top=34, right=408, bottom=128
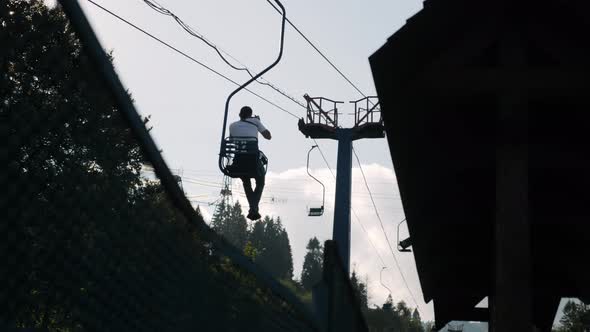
left=397, top=218, right=412, bottom=252
left=306, top=145, right=325, bottom=217
left=217, top=0, right=286, bottom=177
left=308, top=207, right=324, bottom=217
left=220, top=136, right=268, bottom=178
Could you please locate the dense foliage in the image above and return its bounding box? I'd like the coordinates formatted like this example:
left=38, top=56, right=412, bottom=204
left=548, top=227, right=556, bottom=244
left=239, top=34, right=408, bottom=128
left=553, top=300, right=590, bottom=332
left=211, top=202, right=294, bottom=280
left=301, top=237, right=323, bottom=291
left=1, top=2, right=315, bottom=330
left=349, top=273, right=430, bottom=332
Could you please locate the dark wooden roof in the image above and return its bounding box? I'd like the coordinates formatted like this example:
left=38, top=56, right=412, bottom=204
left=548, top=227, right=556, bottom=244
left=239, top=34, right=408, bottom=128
left=370, top=1, right=590, bottom=330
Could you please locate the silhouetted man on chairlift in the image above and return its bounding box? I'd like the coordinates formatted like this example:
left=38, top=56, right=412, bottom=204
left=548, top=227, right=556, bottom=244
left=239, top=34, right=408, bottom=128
left=229, top=106, right=272, bottom=220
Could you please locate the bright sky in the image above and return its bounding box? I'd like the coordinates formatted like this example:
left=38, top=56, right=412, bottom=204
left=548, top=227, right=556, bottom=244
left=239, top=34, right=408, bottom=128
left=77, top=0, right=437, bottom=320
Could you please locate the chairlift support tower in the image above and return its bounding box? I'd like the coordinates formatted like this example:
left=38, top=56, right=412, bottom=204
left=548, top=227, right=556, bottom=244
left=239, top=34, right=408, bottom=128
left=298, top=94, right=384, bottom=273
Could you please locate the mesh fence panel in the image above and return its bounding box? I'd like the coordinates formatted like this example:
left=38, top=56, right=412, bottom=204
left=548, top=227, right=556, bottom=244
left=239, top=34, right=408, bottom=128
left=1, top=1, right=318, bottom=331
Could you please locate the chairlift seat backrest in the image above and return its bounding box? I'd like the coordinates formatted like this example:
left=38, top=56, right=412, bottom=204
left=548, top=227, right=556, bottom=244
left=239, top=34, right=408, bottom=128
left=225, top=136, right=258, bottom=154
left=308, top=206, right=324, bottom=217
left=220, top=136, right=267, bottom=178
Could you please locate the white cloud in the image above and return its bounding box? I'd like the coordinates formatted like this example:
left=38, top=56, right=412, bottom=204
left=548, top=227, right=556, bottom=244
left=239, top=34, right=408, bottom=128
left=261, top=163, right=433, bottom=320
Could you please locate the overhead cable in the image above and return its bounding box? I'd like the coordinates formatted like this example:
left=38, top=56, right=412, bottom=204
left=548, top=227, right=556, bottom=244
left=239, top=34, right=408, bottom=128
left=311, top=140, right=391, bottom=281
left=265, top=0, right=368, bottom=99
left=352, top=145, right=420, bottom=310
left=312, top=139, right=335, bottom=179
left=86, top=0, right=300, bottom=119
left=141, top=0, right=307, bottom=109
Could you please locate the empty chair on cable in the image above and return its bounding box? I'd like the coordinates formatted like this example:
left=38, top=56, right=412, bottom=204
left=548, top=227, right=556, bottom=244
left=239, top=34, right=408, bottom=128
left=306, top=145, right=325, bottom=217
left=308, top=207, right=324, bottom=217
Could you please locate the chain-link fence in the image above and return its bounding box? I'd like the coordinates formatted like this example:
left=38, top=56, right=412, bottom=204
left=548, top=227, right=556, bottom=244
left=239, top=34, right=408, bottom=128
left=1, top=1, right=319, bottom=331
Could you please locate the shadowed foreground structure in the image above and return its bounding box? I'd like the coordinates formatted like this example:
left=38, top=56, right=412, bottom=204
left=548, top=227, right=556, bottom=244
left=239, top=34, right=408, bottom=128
left=371, top=1, right=590, bottom=331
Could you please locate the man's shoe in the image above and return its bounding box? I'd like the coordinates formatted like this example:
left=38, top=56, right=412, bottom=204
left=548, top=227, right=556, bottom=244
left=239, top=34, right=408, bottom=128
left=251, top=211, right=261, bottom=220
left=247, top=210, right=256, bottom=220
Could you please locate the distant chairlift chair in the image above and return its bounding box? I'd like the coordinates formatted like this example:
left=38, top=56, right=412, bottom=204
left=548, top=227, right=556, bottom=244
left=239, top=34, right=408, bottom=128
left=307, top=145, right=325, bottom=217
left=397, top=218, right=412, bottom=252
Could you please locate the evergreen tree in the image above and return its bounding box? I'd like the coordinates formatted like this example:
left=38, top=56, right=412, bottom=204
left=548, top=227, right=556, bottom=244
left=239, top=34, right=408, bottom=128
left=412, top=308, right=421, bottom=321
left=210, top=201, right=248, bottom=250
left=227, top=202, right=248, bottom=249
left=301, top=237, right=323, bottom=291
left=364, top=293, right=425, bottom=332
left=409, top=308, right=425, bottom=332
left=277, top=218, right=294, bottom=279
left=350, top=270, right=368, bottom=309
left=555, top=300, right=590, bottom=332
left=211, top=200, right=229, bottom=232
left=248, top=216, right=294, bottom=279
left=252, top=216, right=276, bottom=275
left=382, top=294, right=394, bottom=311
left=396, top=300, right=411, bottom=320
left=396, top=300, right=412, bottom=331
left=249, top=217, right=266, bottom=250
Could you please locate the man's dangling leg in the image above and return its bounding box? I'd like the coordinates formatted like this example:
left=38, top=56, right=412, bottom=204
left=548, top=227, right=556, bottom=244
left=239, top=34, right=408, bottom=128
left=252, top=175, right=265, bottom=217
left=241, top=177, right=257, bottom=219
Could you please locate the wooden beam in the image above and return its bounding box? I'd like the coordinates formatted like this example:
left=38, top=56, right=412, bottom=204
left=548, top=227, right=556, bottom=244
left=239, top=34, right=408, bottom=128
left=413, top=68, right=590, bottom=97
left=490, top=32, right=533, bottom=332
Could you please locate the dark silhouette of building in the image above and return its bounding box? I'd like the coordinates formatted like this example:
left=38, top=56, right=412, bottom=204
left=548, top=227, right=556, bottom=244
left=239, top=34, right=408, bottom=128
left=370, top=1, right=590, bottom=331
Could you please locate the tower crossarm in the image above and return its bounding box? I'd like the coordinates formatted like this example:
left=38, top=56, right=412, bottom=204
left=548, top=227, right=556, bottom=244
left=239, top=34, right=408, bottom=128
left=303, top=94, right=342, bottom=128
left=350, top=96, right=381, bottom=127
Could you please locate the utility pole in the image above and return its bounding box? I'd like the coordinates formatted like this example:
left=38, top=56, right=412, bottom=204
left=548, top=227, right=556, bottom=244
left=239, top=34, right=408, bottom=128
left=298, top=94, right=384, bottom=273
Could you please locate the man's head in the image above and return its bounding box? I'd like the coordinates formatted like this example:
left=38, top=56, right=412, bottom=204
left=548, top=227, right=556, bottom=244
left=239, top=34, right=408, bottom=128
left=239, top=106, right=253, bottom=119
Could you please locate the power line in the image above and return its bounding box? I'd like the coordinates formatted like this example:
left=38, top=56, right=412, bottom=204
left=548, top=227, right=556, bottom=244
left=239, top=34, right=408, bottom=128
left=312, top=139, right=335, bottom=179
left=311, top=140, right=392, bottom=284
left=351, top=207, right=387, bottom=268
left=265, top=0, right=368, bottom=99
left=352, top=145, right=420, bottom=310
left=140, top=0, right=307, bottom=109
left=100, top=0, right=346, bottom=206
left=86, top=0, right=301, bottom=119
left=169, top=171, right=401, bottom=199
left=141, top=0, right=252, bottom=74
